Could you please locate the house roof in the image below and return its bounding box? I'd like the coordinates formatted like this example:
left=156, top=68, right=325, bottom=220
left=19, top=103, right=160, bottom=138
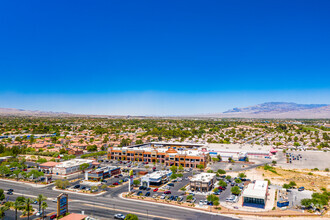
left=60, top=213, right=87, bottom=220
left=39, top=162, right=60, bottom=167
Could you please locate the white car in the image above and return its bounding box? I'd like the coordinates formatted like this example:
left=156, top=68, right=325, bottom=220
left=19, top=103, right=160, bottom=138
left=199, top=200, right=207, bottom=206
left=36, top=211, right=43, bottom=216
left=160, top=194, right=166, bottom=199
left=114, top=213, right=125, bottom=219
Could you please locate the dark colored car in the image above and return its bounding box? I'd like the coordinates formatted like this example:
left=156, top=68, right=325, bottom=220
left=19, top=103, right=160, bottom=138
left=81, top=186, right=86, bottom=190
left=7, top=191, right=13, bottom=195
left=298, top=187, right=305, bottom=191
left=113, top=182, right=119, bottom=185
left=169, top=195, right=174, bottom=200
left=8, top=189, right=14, bottom=192
left=164, top=191, right=171, bottom=194
left=74, top=185, right=80, bottom=189
left=168, top=183, right=174, bottom=187
left=137, top=191, right=143, bottom=196
left=146, top=187, right=151, bottom=191
left=145, top=192, right=150, bottom=197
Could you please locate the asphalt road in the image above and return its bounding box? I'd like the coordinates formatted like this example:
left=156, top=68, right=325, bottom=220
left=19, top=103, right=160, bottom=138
left=0, top=180, right=237, bottom=220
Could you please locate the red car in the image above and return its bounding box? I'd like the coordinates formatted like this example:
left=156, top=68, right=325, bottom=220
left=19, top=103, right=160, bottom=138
left=22, top=169, right=27, bottom=171
left=218, top=186, right=225, bottom=190
left=50, top=214, right=56, bottom=219
left=164, top=191, right=171, bottom=194
left=113, top=182, right=119, bottom=185
left=153, top=188, right=158, bottom=192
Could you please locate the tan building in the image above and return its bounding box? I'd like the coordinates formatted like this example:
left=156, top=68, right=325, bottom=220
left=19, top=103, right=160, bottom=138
left=190, top=173, right=216, bottom=192
left=108, top=145, right=209, bottom=169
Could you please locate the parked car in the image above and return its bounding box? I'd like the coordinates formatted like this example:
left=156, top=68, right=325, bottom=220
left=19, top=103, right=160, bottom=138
left=178, top=196, right=184, bottom=201
left=169, top=195, right=174, bottom=200
left=298, top=187, right=305, bottom=191
left=160, top=194, right=166, bottom=199
left=168, top=183, right=175, bottom=187
left=7, top=191, right=13, bottom=195
left=50, top=214, right=57, bottom=219
left=74, top=185, right=80, bottom=189
left=114, top=213, right=126, bottom=219
left=145, top=192, right=150, bottom=197
left=137, top=191, right=143, bottom=196
left=36, top=211, right=43, bottom=216
left=164, top=191, right=171, bottom=194
left=81, top=186, right=86, bottom=190
left=8, top=189, right=14, bottom=192
left=113, top=182, right=119, bottom=186
left=153, top=188, right=158, bottom=192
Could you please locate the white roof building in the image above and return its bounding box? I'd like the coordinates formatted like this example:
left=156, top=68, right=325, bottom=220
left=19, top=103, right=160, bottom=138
left=242, top=180, right=268, bottom=200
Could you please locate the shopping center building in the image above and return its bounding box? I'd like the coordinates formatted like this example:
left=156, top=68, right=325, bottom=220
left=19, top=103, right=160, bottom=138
left=108, top=144, right=209, bottom=169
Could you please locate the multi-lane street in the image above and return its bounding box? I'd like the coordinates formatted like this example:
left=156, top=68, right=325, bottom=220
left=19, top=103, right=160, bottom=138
left=0, top=180, right=237, bottom=220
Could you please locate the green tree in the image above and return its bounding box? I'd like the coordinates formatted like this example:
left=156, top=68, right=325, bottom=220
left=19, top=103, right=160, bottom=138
left=101, top=184, right=108, bottom=191
left=170, top=165, right=177, bottom=174
left=125, top=213, right=139, bottom=220
left=207, top=194, right=219, bottom=203
left=231, top=186, right=241, bottom=195
left=0, top=166, right=10, bottom=177
left=225, top=175, right=231, bottom=180
left=218, top=180, right=227, bottom=188
left=133, top=180, right=140, bottom=186
left=217, top=169, right=226, bottom=174
left=272, top=160, right=277, bottom=166
left=41, top=201, right=48, bottom=219
left=79, top=163, right=90, bottom=171
left=238, top=173, right=246, bottom=178
left=0, top=189, right=5, bottom=201
left=25, top=198, right=32, bottom=220
left=186, top=194, right=193, bottom=201
left=13, top=170, right=21, bottom=181
left=37, top=194, right=47, bottom=213
left=0, top=206, right=9, bottom=220
left=178, top=165, right=184, bottom=172
left=235, top=178, right=242, bottom=184
left=13, top=199, right=23, bottom=220
left=196, top=164, right=204, bottom=170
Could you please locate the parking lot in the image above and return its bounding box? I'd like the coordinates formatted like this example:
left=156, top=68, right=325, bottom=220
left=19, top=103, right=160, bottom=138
left=277, top=150, right=330, bottom=170
left=131, top=171, right=241, bottom=209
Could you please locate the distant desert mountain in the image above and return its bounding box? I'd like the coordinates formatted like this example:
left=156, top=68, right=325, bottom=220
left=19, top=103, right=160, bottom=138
left=201, top=102, right=330, bottom=119
left=0, top=107, right=72, bottom=116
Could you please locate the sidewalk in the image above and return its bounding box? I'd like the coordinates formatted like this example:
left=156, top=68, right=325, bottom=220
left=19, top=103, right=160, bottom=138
left=0, top=178, right=52, bottom=188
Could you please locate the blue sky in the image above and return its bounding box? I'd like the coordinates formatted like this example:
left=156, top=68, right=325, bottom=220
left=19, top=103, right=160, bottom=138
left=0, top=1, right=329, bottom=115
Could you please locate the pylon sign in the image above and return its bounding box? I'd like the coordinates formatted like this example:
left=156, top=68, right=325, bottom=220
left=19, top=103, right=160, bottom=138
left=57, top=193, right=68, bottom=217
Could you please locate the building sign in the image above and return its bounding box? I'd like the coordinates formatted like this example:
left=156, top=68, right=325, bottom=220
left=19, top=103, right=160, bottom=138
left=57, top=193, right=68, bottom=217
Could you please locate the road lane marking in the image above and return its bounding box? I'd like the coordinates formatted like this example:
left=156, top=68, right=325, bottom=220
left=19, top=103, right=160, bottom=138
left=83, top=203, right=177, bottom=220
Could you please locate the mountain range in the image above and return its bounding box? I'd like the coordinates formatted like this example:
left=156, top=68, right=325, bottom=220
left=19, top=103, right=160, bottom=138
left=0, top=102, right=329, bottom=118
left=201, top=102, right=330, bottom=119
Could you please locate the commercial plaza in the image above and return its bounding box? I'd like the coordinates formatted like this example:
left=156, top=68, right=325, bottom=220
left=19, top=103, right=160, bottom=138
left=108, top=142, right=275, bottom=168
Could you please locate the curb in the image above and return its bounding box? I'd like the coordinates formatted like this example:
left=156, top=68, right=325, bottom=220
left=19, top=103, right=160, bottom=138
left=0, top=178, right=53, bottom=188
left=52, top=186, right=107, bottom=197
left=119, top=193, right=240, bottom=219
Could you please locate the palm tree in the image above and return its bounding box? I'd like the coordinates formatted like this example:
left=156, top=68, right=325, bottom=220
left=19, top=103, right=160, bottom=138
left=0, top=206, right=9, bottom=220
left=25, top=198, right=32, bottom=220
left=41, top=201, right=48, bottom=219
left=37, top=194, right=47, bottom=213
left=13, top=199, right=23, bottom=220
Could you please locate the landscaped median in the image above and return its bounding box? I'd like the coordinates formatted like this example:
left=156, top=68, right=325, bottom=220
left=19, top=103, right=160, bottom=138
left=121, top=192, right=322, bottom=218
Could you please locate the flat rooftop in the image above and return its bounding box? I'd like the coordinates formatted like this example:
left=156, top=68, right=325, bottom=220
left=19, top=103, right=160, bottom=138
left=190, top=172, right=216, bottom=182
left=143, top=170, right=172, bottom=179
left=206, top=144, right=273, bottom=154
left=242, top=180, right=268, bottom=199
left=56, top=159, right=94, bottom=168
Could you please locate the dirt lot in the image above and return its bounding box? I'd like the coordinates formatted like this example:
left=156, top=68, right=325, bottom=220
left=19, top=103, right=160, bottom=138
left=242, top=166, right=330, bottom=192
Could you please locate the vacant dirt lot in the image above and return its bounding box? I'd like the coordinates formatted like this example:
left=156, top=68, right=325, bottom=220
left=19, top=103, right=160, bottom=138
left=242, top=166, right=330, bottom=192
